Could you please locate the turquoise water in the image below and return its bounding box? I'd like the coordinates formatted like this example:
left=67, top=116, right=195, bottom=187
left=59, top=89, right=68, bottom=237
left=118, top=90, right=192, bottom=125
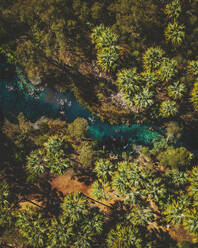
left=0, top=65, right=163, bottom=151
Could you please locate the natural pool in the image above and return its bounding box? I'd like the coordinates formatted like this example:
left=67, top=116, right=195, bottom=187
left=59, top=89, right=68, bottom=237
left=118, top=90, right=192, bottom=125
left=0, top=64, right=164, bottom=152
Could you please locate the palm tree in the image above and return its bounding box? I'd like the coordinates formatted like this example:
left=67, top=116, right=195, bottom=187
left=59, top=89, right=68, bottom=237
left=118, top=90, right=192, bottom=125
left=166, top=169, right=188, bottom=188
left=106, top=223, right=144, bottom=248
left=116, top=68, right=141, bottom=105
left=163, top=199, right=186, bottom=225
left=94, top=159, right=115, bottom=183
left=141, top=70, right=159, bottom=88
left=143, top=47, right=165, bottom=71
left=190, top=82, right=198, bottom=111
left=127, top=206, right=155, bottom=226
left=26, top=149, right=45, bottom=181
left=183, top=208, right=198, bottom=235
left=187, top=60, right=198, bottom=80
left=158, top=58, right=178, bottom=82
left=133, top=88, right=154, bottom=111
left=97, top=46, right=120, bottom=72
left=160, top=100, right=178, bottom=117
left=188, top=166, right=198, bottom=201
left=95, top=27, right=119, bottom=50
left=16, top=207, right=49, bottom=248
left=112, top=162, right=145, bottom=196
left=56, top=193, right=104, bottom=248
left=91, top=24, right=106, bottom=45
left=165, top=0, right=182, bottom=19
left=165, top=21, right=185, bottom=45
left=92, top=180, right=110, bottom=201
left=168, top=81, right=186, bottom=100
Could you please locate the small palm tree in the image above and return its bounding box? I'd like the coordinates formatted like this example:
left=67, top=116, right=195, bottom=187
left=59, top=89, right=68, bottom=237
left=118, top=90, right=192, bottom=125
left=165, top=21, right=185, bottom=45
left=167, top=81, right=186, bottom=100
left=143, top=47, right=165, bottom=71
left=165, top=0, right=182, bottom=19
left=190, top=82, right=198, bottom=111
left=158, top=58, right=178, bottom=82
left=133, top=87, right=154, bottom=111
left=97, top=46, right=120, bottom=72
left=160, top=100, right=178, bottom=117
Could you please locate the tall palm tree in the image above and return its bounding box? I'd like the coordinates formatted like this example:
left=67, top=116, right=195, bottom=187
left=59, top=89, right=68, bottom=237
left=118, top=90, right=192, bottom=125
left=165, top=21, right=185, bottom=45
left=168, top=81, right=186, bottom=100
left=160, top=100, right=178, bottom=117
left=133, top=88, right=154, bottom=111
left=190, top=82, right=198, bottom=111
left=143, top=47, right=165, bottom=71
left=165, top=0, right=182, bottom=19
left=158, top=58, right=178, bottom=82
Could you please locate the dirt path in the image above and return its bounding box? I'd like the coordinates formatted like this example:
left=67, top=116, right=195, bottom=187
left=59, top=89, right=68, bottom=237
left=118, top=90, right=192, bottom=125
left=51, top=169, right=91, bottom=196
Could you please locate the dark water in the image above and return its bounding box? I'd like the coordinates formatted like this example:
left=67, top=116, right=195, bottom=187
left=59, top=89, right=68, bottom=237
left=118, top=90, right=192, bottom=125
left=0, top=65, right=163, bottom=152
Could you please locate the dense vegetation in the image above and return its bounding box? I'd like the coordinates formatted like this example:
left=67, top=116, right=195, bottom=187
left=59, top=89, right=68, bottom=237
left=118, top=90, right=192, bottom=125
left=0, top=0, right=198, bottom=247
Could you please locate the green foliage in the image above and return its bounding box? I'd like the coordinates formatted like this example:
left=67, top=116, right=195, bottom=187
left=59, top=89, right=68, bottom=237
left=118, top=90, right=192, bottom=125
left=143, top=47, right=165, bottom=71
left=165, top=21, right=185, bottom=45
left=168, top=81, right=186, bottom=100
left=157, top=58, right=178, bottom=82
left=165, top=121, right=183, bottom=142
left=165, top=0, right=182, bottom=19
left=160, top=100, right=178, bottom=117
left=190, top=82, right=198, bottom=111
left=78, top=142, right=95, bottom=168
left=157, top=146, right=194, bottom=169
